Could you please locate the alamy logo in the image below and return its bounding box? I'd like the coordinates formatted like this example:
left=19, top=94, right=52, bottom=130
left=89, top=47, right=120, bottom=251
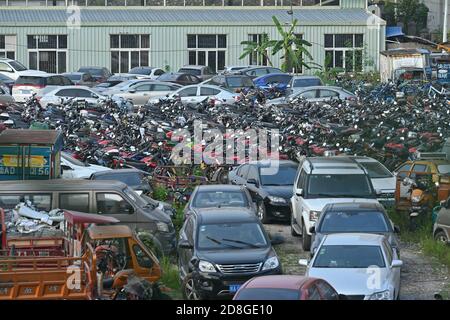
left=66, top=5, right=81, bottom=30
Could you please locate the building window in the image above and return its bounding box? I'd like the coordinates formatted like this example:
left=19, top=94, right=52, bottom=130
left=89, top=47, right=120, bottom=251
left=0, top=35, right=16, bottom=60
left=27, top=35, right=67, bottom=73
left=324, top=34, right=363, bottom=72
left=187, top=34, right=226, bottom=72
left=110, top=34, right=150, bottom=74
left=248, top=34, right=268, bottom=66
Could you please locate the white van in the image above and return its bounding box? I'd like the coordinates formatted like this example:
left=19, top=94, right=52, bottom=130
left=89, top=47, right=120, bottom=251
left=0, top=58, right=45, bottom=80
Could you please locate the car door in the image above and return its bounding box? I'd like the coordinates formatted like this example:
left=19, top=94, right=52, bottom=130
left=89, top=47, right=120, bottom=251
left=199, top=86, right=221, bottom=102
left=149, top=83, right=176, bottom=99
left=75, top=88, right=99, bottom=104
left=95, top=192, right=137, bottom=229
left=130, top=83, right=153, bottom=105
left=245, top=165, right=261, bottom=201
left=296, top=89, right=318, bottom=101
left=178, top=215, right=195, bottom=279
left=293, top=168, right=307, bottom=228
left=177, top=86, right=198, bottom=104
left=383, top=240, right=400, bottom=297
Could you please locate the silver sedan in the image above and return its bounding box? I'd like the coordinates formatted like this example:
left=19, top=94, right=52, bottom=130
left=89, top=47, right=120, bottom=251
left=266, top=86, right=356, bottom=106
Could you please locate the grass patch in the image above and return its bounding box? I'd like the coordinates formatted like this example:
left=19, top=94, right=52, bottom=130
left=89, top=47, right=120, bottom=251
left=388, top=209, right=450, bottom=268
left=159, top=256, right=182, bottom=300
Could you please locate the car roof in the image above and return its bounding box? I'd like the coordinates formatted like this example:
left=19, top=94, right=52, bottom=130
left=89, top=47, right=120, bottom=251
left=323, top=233, right=385, bottom=246
left=51, top=85, right=93, bottom=90
left=324, top=202, right=385, bottom=212
left=292, top=75, right=322, bottom=80
left=348, top=156, right=378, bottom=163
left=247, top=160, right=298, bottom=167
left=92, top=168, right=144, bottom=177
left=18, top=73, right=57, bottom=78
left=63, top=72, right=85, bottom=75
left=180, top=65, right=206, bottom=70
left=305, top=157, right=366, bottom=174
left=244, top=275, right=317, bottom=290
left=0, top=179, right=128, bottom=191
left=195, top=208, right=258, bottom=224
left=195, top=184, right=246, bottom=192
left=295, top=86, right=343, bottom=91
left=79, top=66, right=105, bottom=70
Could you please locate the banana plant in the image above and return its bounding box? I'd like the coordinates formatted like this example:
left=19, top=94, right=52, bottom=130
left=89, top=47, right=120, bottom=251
left=239, top=33, right=276, bottom=67
left=271, top=16, right=314, bottom=73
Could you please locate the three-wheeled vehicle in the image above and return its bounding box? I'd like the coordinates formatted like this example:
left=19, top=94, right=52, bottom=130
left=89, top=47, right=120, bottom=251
left=0, top=210, right=162, bottom=300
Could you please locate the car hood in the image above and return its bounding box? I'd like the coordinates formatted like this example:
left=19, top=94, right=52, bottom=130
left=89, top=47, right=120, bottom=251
left=198, top=247, right=273, bottom=265
left=298, top=198, right=379, bottom=212
left=371, top=177, right=396, bottom=193
left=262, top=185, right=293, bottom=199
left=314, top=232, right=398, bottom=251
left=308, top=267, right=389, bottom=296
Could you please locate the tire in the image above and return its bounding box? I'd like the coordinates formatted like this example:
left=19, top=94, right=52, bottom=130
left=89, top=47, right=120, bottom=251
left=434, top=230, right=448, bottom=244
left=302, top=222, right=311, bottom=251
left=291, top=214, right=300, bottom=237
left=257, top=202, right=271, bottom=224
left=182, top=274, right=201, bottom=300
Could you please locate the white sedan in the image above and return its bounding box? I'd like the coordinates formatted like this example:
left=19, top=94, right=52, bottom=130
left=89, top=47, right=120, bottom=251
left=148, top=84, right=240, bottom=106
left=61, top=152, right=111, bottom=179
left=38, top=86, right=104, bottom=108
left=299, top=233, right=402, bottom=300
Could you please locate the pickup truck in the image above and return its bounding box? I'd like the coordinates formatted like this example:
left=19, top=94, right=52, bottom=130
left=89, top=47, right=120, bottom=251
left=0, top=210, right=162, bottom=300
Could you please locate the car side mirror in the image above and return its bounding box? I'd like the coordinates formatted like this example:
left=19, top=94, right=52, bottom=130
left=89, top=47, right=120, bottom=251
left=394, top=225, right=400, bottom=234
left=298, top=259, right=309, bottom=266
left=270, top=234, right=285, bottom=245
left=61, top=165, right=73, bottom=171
left=178, top=239, right=193, bottom=249
left=309, top=226, right=315, bottom=234
left=295, top=188, right=303, bottom=197
left=128, top=89, right=136, bottom=93
left=391, top=260, right=403, bottom=268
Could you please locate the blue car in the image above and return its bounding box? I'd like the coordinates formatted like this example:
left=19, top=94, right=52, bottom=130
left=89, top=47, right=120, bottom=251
left=253, top=73, right=293, bottom=94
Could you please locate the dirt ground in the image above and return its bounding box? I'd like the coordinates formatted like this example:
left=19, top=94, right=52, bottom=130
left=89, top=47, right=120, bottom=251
left=265, top=223, right=450, bottom=300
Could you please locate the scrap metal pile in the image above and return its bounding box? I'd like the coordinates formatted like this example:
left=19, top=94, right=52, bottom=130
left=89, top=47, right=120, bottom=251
left=4, top=202, right=64, bottom=235
left=1, top=80, right=449, bottom=178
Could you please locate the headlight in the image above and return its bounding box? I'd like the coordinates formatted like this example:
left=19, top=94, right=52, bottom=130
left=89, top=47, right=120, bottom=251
left=309, top=210, right=320, bottom=221
left=268, top=196, right=287, bottom=204
left=262, top=256, right=279, bottom=271
left=199, top=260, right=216, bottom=273
left=411, top=195, right=422, bottom=202
left=156, top=221, right=169, bottom=232
left=369, top=290, right=391, bottom=300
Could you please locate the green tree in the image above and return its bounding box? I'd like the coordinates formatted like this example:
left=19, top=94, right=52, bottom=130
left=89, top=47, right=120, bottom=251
left=270, top=16, right=314, bottom=73
left=239, top=33, right=275, bottom=67
left=382, top=0, right=429, bottom=35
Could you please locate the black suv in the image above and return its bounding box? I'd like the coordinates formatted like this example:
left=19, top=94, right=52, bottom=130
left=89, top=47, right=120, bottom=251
left=229, top=160, right=298, bottom=223
left=178, top=208, right=282, bottom=300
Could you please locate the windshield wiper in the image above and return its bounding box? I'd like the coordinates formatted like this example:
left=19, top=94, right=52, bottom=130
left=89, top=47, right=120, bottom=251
left=221, top=238, right=263, bottom=248
left=206, top=236, right=241, bottom=249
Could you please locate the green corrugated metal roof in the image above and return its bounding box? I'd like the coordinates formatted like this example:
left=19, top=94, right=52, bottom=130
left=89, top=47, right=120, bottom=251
left=0, top=8, right=385, bottom=26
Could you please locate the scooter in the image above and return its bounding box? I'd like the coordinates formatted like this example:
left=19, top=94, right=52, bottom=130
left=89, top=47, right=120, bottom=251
left=403, top=175, right=436, bottom=230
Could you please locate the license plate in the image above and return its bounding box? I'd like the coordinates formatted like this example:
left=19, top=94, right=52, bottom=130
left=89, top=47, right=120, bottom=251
left=21, top=90, right=31, bottom=94
left=229, top=285, right=241, bottom=293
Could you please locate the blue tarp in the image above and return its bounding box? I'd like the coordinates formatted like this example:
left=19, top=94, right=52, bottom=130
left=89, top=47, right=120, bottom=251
left=386, top=26, right=405, bottom=38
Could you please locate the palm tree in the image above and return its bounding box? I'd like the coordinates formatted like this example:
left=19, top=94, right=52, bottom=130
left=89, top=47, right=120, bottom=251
left=239, top=33, right=276, bottom=67
left=271, top=16, right=314, bottom=73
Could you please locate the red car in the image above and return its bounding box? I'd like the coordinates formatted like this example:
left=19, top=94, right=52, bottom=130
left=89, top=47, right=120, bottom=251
left=233, top=275, right=341, bottom=300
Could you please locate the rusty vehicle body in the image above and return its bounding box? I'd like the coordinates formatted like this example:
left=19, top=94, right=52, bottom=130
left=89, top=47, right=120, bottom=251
left=0, top=210, right=161, bottom=300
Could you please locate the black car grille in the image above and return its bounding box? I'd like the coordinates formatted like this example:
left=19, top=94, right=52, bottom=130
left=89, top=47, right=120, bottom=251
left=345, top=295, right=365, bottom=300
left=216, top=263, right=262, bottom=274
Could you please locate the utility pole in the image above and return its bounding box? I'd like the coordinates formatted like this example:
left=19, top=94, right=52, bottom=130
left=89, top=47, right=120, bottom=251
left=287, top=1, right=295, bottom=74
left=444, top=0, right=449, bottom=43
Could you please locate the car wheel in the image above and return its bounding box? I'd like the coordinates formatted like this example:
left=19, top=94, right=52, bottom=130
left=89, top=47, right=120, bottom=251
left=434, top=230, right=448, bottom=244
left=291, top=214, right=300, bottom=237
left=182, top=274, right=201, bottom=300
left=257, top=202, right=271, bottom=224
left=302, top=222, right=311, bottom=251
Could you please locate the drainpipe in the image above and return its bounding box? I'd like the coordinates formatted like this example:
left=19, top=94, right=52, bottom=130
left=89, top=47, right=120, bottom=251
left=444, top=0, right=449, bottom=44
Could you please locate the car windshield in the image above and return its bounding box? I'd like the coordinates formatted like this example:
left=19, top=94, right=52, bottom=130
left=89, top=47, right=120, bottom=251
left=79, top=68, right=103, bottom=76
left=308, top=174, right=373, bottom=198
left=313, top=245, right=385, bottom=268
left=197, top=222, right=268, bottom=250
left=193, top=191, right=248, bottom=208
left=358, top=161, right=393, bottom=178
left=437, top=165, right=450, bottom=174
left=123, top=187, right=147, bottom=207
left=259, top=165, right=297, bottom=186
left=15, top=76, right=45, bottom=86
left=293, top=78, right=322, bottom=87
left=9, top=60, right=27, bottom=71
left=95, top=172, right=142, bottom=186
left=236, top=288, right=300, bottom=300
left=226, top=76, right=253, bottom=88
left=62, top=152, right=89, bottom=167
left=320, top=211, right=390, bottom=233
left=158, top=73, right=176, bottom=81
left=129, top=68, right=151, bottom=75
left=179, top=68, right=201, bottom=76
left=65, top=74, right=82, bottom=81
